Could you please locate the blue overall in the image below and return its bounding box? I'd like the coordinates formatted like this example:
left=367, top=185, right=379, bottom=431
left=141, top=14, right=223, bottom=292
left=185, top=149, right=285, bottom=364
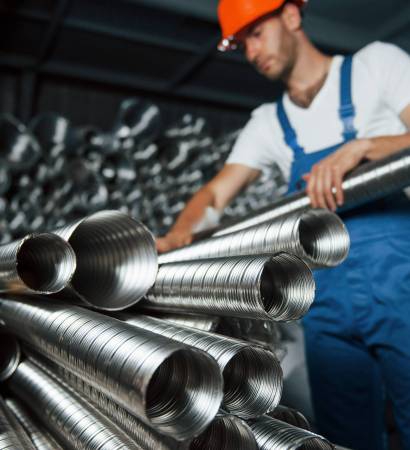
left=277, top=56, right=410, bottom=450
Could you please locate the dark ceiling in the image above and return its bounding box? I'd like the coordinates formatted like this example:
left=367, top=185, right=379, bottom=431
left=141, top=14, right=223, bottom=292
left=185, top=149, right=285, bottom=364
left=1, top=0, right=410, bottom=115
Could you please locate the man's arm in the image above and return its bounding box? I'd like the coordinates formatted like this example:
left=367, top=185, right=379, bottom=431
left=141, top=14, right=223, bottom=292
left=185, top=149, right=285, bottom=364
left=303, top=104, right=410, bottom=211
left=156, top=164, right=261, bottom=253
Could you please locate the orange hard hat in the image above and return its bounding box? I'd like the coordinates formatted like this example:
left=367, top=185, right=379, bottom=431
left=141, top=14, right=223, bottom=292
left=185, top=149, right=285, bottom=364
left=217, top=0, right=307, bottom=51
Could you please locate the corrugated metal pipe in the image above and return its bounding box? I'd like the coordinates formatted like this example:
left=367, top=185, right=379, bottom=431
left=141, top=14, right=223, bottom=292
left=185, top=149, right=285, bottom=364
left=7, top=360, right=141, bottom=450
left=0, top=331, right=21, bottom=382
left=0, top=297, right=223, bottom=441
left=53, top=210, right=158, bottom=310
left=268, top=405, right=311, bottom=431
left=5, top=399, right=64, bottom=450
left=116, top=315, right=283, bottom=418
left=249, top=415, right=334, bottom=450
left=210, top=147, right=410, bottom=237
left=143, top=253, right=315, bottom=321
left=0, top=233, right=76, bottom=295
left=159, top=209, right=349, bottom=268
left=155, top=314, right=220, bottom=332
left=0, top=396, right=35, bottom=450
left=190, top=414, right=257, bottom=450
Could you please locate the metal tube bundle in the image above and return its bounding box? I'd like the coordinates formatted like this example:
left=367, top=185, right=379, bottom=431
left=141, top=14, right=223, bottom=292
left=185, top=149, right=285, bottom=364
left=117, top=315, right=283, bottom=418
left=0, top=297, right=223, bottom=441
left=0, top=396, right=35, bottom=450
left=8, top=360, right=141, bottom=450
left=144, top=253, right=315, bottom=321
left=0, top=233, right=76, bottom=295
left=159, top=209, right=349, bottom=268
left=54, top=210, right=158, bottom=310
left=249, top=415, right=334, bottom=450
left=190, top=414, right=258, bottom=450
left=210, top=147, right=410, bottom=236
left=5, top=399, right=64, bottom=450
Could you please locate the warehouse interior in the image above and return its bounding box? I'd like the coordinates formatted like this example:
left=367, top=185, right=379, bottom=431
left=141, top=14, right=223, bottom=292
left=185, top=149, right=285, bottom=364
left=0, top=0, right=409, bottom=449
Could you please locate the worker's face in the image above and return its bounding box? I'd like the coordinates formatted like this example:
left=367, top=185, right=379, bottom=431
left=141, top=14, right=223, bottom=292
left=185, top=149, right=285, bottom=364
left=239, top=11, right=298, bottom=81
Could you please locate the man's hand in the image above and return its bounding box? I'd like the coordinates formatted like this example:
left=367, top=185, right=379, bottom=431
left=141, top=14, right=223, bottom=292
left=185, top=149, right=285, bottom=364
left=302, top=138, right=371, bottom=210
left=156, top=230, right=193, bottom=254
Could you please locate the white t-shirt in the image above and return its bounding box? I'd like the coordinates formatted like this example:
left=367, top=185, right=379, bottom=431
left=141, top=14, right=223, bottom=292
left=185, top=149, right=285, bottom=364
left=227, top=41, right=410, bottom=182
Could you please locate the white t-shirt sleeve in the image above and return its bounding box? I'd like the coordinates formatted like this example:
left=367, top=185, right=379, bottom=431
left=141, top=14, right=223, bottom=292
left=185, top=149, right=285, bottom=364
left=226, top=104, right=284, bottom=173
left=359, top=41, right=410, bottom=116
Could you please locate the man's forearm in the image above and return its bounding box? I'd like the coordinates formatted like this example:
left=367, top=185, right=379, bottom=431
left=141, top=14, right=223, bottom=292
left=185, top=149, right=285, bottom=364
left=364, top=132, right=410, bottom=160
left=171, top=186, right=216, bottom=233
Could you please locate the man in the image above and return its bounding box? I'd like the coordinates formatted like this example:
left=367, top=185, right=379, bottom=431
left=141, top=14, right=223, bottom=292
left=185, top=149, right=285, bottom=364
left=157, top=1, right=410, bottom=449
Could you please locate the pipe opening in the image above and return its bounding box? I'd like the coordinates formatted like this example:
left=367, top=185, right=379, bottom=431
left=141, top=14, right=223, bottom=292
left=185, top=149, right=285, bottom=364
left=222, top=347, right=283, bottom=418
left=67, top=212, right=158, bottom=310
left=17, top=234, right=76, bottom=293
left=146, top=348, right=222, bottom=440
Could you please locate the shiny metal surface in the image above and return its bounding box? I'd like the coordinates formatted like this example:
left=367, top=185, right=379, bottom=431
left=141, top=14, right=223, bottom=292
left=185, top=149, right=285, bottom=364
left=5, top=399, right=64, bottom=450
left=191, top=414, right=257, bottom=450
left=159, top=209, right=349, bottom=268
left=117, top=315, right=283, bottom=418
left=212, top=148, right=410, bottom=237
left=268, top=405, right=311, bottom=431
left=8, top=361, right=141, bottom=450
left=0, top=233, right=76, bottom=294
left=249, top=415, right=334, bottom=450
left=27, top=355, right=183, bottom=450
left=157, top=314, right=221, bottom=332
left=0, top=396, right=35, bottom=450
left=0, top=331, right=20, bottom=382
left=0, top=298, right=223, bottom=441
left=144, top=253, right=315, bottom=321
left=54, top=210, right=158, bottom=310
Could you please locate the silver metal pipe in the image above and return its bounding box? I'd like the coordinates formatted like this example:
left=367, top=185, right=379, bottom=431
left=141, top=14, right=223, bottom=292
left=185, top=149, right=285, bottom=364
left=0, top=233, right=76, bottom=295
left=117, top=315, right=283, bottom=418
left=156, top=314, right=220, bottom=332
left=249, top=415, right=334, bottom=450
left=54, top=210, right=158, bottom=310
left=144, top=253, right=315, bottom=321
left=268, top=405, right=311, bottom=431
left=211, top=148, right=410, bottom=236
left=8, top=361, right=141, bottom=450
left=0, top=298, right=223, bottom=441
left=159, top=209, right=349, bottom=268
left=5, top=399, right=64, bottom=450
left=0, top=396, right=35, bottom=450
left=0, top=331, right=20, bottom=382
left=26, top=354, right=187, bottom=450
left=190, top=414, right=257, bottom=450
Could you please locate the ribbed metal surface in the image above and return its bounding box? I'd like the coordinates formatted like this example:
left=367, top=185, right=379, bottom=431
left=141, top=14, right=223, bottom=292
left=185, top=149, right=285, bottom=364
left=27, top=355, right=184, bottom=450
left=5, top=399, right=64, bottom=450
left=0, top=297, right=223, bottom=441
left=0, top=233, right=76, bottom=294
left=191, top=414, right=258, bottom=450
left=269, top=405, right=311, bottom=431
left=54, top=210, right=158, bottom=310
left=118, top=315, right=283, bottom=418
left=0, top=396, right=35, bottom=450
left=210, top=148, right=410, bottom=236
left=0, top=331, right=20, bottom=382
left=144, top=253, right=314, bottom=321
left=157, top=314, right=220, bottom=332
left=8, top=361, right=141, bottom=450
left=249, top=416, right=334, bottom=450
left=159, top=209, right=349, bottom=268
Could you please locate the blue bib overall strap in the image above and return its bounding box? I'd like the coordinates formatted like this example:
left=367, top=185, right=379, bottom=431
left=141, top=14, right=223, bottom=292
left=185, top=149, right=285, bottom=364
left=279, top=56, right=358, bottom=194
